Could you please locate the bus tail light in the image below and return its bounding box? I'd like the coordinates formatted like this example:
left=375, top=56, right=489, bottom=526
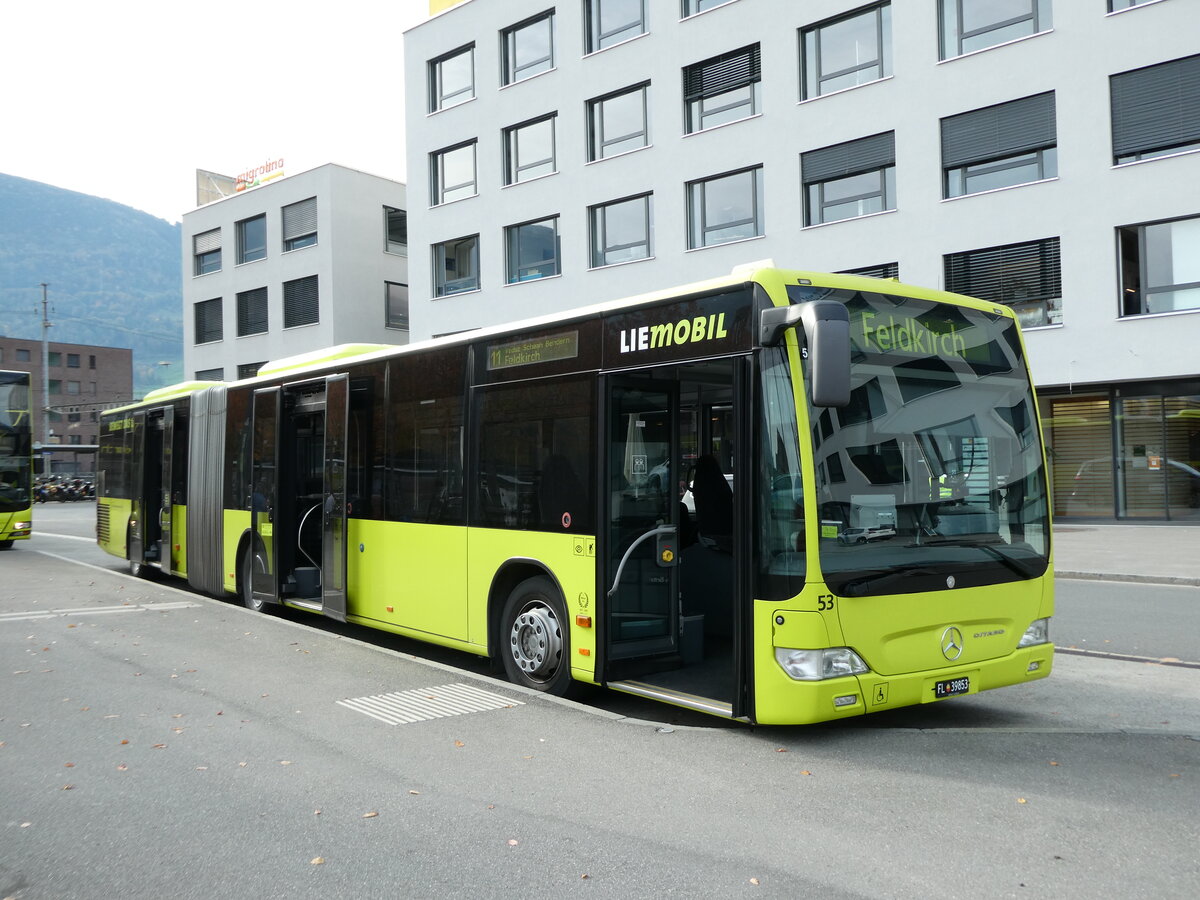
left=1017, top=618, right=1050, bottom=648
left=775, top=647, right=869, bottom=681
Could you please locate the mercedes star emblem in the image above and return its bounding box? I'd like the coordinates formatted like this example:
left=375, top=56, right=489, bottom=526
left=941, top=626, right=964, bottom=661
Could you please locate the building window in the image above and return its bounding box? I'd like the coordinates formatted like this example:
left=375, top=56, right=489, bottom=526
left=942, top=92, right=1057, bottom=198
left=687, top=166, right=763, bottom=249
left=194, top=298, right=223, bottom=344
left=504, top=114, right=556, bottom=184
left=67, top=381, right=80, bottom=395
left=236, top=287, right=268, bottom=337
left=502, top=11, right=555, bottom=85
left=1119, top=214, right=1200, bottom=317
left=585, top=0, right=645, bottom=53
left=48, top=351, right=62, bottom=367
left=683, top=0, right=737, bottom=16
left=587, top=83, right=649, bottom=161
left=684, top=44, right=760, bottom=133
left=840, top=261, right=899, bottom=280
left=506, top=217, right=560, bottom=283
left=236, top=214, right=267, bottom=264
left=195, top=367, right=223, bottom=381
left=237, top=362, right=264, bottom=379
left=939, top=0, right=1051, bottom=59
left=88, top=355, right=96, bottom=369
left=49, top=379, right=61, bottom=395
left=944, top=237, right=1062, bottom=328
left=16, top=348, right=30, bottom=362
left=283, top=275, right=319, bottom=328
left=433, top=235, right=480, bottom=297
left=67, top=353, right=80, bottom=368
left=802, top=131, right=896, bottom=226
left=282, top=197, right=317, bottom=251
left=429, top=43, right=474, bottom=112
left=386, top=282, right=410, bottom=330
left=590, top=193, right=652, bottom=268
left=1109, top=0, right=1155, bottom=10
left=385, top=207, right=408, bottom=255
left=1111, top=54, right=1200, bottom=164
left=801, top=3, right=892, bottom=99
left=431, top=141, right=477, bottom=205
left=193, top=229, right=221, bottom=275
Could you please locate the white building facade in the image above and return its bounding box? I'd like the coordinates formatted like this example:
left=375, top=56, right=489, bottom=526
left=182, top=164, right=409, bottom=382
left=404, top=0, right=1200, bottom=522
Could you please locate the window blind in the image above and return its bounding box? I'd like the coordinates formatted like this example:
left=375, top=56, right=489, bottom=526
left=1111, top=54, right=1200, bottom=159
left=803, top=131, right=895, bottom=184
left=684, top=44, right=760, bottom=100
left=941, top=92, right=1057, bottom=168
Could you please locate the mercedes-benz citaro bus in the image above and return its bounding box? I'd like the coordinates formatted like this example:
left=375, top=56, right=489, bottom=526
left=97, top=265, right=1053, bottom=724
left=1, top=370, right=34, bottom=549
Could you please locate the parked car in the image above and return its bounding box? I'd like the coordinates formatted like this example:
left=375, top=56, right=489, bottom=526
left=837, top=526, right=896, bottom=545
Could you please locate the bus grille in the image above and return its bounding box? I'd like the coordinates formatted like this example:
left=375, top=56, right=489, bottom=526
left=96, top=503, right=110, bottom=543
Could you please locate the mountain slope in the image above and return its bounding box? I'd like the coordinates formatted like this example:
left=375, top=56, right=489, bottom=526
left=0, top=172, right=182, bottom=394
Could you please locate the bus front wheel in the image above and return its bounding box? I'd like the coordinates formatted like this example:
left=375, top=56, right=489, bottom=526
left=500, top=577, right=571, bottom=696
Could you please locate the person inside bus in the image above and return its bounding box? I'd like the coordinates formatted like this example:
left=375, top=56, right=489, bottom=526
left=691, top=454, right=733, bottom=551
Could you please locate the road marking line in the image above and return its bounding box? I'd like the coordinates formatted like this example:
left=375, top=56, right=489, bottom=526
left=0, top=600, right=200, bottom=623
left=337, top=682, right=524, bottom=725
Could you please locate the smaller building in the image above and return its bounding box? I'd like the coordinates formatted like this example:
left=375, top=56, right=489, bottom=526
left=182, top=164, right=409, bottom=382
left=0, top=337, right=132, bottom=474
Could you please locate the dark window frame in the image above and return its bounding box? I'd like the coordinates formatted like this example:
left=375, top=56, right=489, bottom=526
left=236, top=214, right=267, bottom=265
left=801, top=2, right=892, bottom=100
left=502, top=10, right=556, bottom=86
left=194, top=298, right=223, bottom=345
left=941, top=92, right=1058, bottom=198
left=683, top=43, right=761, bottom=133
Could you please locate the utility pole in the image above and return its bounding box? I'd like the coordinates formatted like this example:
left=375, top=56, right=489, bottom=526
left=39, top=283, right=52, bottom=477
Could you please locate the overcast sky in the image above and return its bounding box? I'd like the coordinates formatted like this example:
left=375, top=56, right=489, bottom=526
left=1, top=1, right=430, bottom=224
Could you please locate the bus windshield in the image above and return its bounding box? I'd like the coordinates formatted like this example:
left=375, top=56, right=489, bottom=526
left=0, top=372, right=33, bottom=514
left=790, top=285, right=1050, bottom=597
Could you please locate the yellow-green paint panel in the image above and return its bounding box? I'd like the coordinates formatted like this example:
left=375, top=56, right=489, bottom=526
left=97, top=497, right=131, bottom=559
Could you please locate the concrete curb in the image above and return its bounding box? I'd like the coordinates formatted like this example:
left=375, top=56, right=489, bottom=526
left=1056, top=570, right=1200, bottom=588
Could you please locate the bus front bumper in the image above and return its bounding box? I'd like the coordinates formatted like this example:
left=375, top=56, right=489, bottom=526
left=754, top=644, right=1054, bottom=725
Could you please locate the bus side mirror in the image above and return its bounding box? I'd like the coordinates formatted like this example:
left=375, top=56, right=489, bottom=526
left=760, top=301, right=851, bottom=408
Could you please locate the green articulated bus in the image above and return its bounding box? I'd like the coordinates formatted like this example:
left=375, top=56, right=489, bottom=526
left=1, top=370, right=34, bottom=549
left=96, top=265, right=1054, bottom=724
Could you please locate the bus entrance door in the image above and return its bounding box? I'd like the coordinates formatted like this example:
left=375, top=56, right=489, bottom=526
left=249, top=387, right=281, bottom=607
left=604, top=379, right=681, bottom=668
left=320, top=374, right=348, bottom=623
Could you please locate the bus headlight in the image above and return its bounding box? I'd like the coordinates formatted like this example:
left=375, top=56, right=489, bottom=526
left=14, top=520, right=31, bottom=531
left=775, top=647, right=869, bottom=681
left=1017, top=618, right=1050, bottom=648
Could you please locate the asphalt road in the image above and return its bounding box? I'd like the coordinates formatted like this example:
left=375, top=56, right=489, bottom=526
left=3, top=505, right=1197, bottom=898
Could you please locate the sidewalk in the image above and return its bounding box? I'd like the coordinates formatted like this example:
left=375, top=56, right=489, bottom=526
left=1053, top=522, right=1200, bottom=586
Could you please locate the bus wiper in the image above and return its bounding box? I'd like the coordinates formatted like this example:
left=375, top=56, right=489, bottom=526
left=907, top=536, right=1037, bottom=579
left=839, top=565, right=942, bottom=597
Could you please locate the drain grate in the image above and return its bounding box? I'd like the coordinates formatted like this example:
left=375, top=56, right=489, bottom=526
left=336, top=682, right=524, bottom=725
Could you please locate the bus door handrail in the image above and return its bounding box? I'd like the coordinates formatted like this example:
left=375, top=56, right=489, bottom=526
left=607, top=524, right=676, bottom=598
left=297, top=502, right=322, bottom=570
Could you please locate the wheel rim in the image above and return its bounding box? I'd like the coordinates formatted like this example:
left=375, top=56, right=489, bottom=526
left=508, top=601, right=562, bottom=681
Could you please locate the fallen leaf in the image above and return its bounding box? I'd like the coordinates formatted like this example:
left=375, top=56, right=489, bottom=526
left=119, top=739, right=129, bottom=745
left=64, top=763, right=75, bottom=768
left=314, top=810, right=321, bottom=815
left=62, top=784, right=74, bottom=790
left=750, top=878, right=760, bottom=885
left=507, top=839, right=519, bottom=847
left=68, top=624, right=77, bottom=629
left=362, top=811, right=379, bottom=819
left=409, top=790, right=420, bottom=795
left=152, top=744, right=167, bottom=749
left=239, top=762, right=247, bottom=768
left=581, top=874, right=589, bottom=880
left=21, top=822, right=31, bottom=828
left=280, top=760, right=293, bottom=766
left=196, top=766, right=208, bottom=771
left=775, top=748, right=788, bottom=753
left=1017, top=798, right=1028, bottom=804
left=311, top=857, right=325, bottom=865
left=117, top=765, right=128, bottom=771
left=1049, top=761, right=1059, bottom=766
left=801, top=770, right=812, bottom=776
left=454, top=740, right=465, bottom=748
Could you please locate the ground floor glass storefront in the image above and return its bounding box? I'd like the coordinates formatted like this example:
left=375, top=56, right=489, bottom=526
left=1040, top=379, right=1200, bottom=522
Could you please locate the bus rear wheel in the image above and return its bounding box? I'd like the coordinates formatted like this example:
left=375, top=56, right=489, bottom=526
left=240, top=546, right=273, bottom=614
left=500, top=576, right=570, bottom=696
left=0, top=540, right=13, bottom=551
